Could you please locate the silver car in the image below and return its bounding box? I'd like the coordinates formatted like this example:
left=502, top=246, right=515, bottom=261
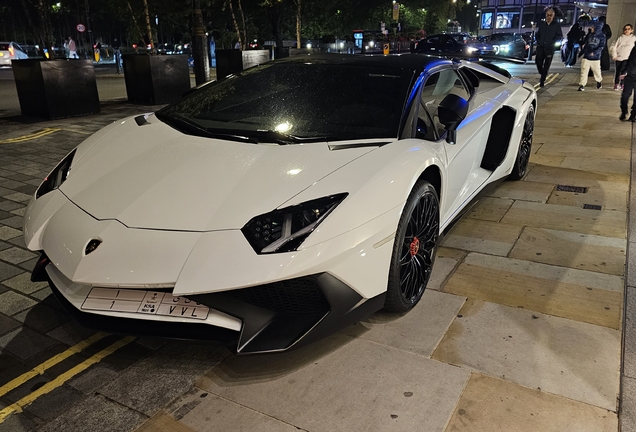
left=0, top=42, right=28, bottom=66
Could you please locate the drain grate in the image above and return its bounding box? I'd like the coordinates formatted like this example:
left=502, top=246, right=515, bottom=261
left=556, top=185, right=588, bottom=193
left=583, top=204, right=602, bottom=210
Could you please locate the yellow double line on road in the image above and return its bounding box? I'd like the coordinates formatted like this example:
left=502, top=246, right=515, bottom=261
left=0, top=332, right=135, bottom=423
left=0, top=128, right=61, bottom=145
left=533, top=73, right=559, bottom=90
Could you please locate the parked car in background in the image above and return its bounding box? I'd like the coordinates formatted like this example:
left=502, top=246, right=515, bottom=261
left=157, top=43, right=176, bottom=54
left=487, top=33, right=529, bottom=58
left=0, top=42, right=28, bottom=66
left=416, top=33, right=496, bottom=56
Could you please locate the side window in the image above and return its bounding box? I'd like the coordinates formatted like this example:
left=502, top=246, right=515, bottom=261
left=419, top=70, right=470, bottom=139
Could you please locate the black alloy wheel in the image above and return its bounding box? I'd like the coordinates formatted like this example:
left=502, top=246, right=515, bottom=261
left=384, top=180, right=440, bottom=313
left=509, top=104, right=535, bottom=180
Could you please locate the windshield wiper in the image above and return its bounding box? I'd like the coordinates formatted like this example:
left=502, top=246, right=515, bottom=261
left=155, top=112, right=257, bottom=143
left=247, top=130, right=332, bottom=145
left=156, top=113, right=331, bottom=145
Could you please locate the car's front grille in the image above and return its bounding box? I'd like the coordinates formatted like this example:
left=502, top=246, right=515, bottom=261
left=226, top=276, right=330, bottom=314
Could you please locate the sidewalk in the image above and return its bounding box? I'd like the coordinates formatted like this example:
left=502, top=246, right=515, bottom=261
left=0, top=68, right=633, bottom=432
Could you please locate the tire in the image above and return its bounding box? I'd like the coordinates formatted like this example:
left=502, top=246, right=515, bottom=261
left=508, top=104, right=535, bottom=181
left=384, top=181, right=440, bottom=313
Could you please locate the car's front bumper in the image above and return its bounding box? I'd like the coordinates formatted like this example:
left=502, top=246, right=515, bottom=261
left=38, top=253, right=385, bottom=354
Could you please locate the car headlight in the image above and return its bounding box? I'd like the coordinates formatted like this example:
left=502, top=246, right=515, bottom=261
left=36, top=149, right=76, bottom=199
left=242, top=193, right=348, bottom=254
left=466, top=47, right=478, bottom=53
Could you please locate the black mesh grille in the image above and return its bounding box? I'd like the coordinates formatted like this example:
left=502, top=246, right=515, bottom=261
left=227, top=277, right=330, bottom=314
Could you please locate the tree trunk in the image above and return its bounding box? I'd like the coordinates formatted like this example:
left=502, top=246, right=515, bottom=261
left=237, top=0, right=248, bottom=50
left=142, top=0, right=154, bottom=52
left=126, top=1, right=146, bottom=47
left=266, top=5, right=283, bottom=55
left=227, top=0, right=243, bottom=50
left=295, top=0, right=301, bottom=49
left=36, top=0, right=54, bottom=58
left=192, top=0, right=210, bottom=84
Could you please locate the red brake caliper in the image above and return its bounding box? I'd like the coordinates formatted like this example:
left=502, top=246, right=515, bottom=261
left=409, top=237, right=420, bottom=257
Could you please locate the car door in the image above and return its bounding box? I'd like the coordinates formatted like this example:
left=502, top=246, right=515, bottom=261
left=440, top=35, right=461, bottom=54
left=418, top=36, right=442, bottom=53
left=416, top=67, right=493, bottom=223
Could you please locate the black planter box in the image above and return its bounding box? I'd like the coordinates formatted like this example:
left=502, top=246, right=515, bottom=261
left=122, top=54, right=190, bottom=105
left=216, top=50, right=270, bottom=80
left=12, top=59, right=100, bottom=119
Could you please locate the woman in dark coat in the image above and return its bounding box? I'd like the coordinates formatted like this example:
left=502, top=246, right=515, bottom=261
left=600, top=16, right=613, bottom=70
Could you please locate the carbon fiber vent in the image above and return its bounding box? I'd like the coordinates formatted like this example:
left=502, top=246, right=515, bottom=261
left=227, top=277, right=330, bottom=314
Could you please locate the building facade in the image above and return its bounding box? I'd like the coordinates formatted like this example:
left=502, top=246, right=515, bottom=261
left=476, top=0, right=608, bottom=36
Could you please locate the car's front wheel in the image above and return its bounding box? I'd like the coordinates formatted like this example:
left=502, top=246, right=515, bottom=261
left=384, top=180, right=440, bottom=313
left=509, top=104, right=535, bottom=180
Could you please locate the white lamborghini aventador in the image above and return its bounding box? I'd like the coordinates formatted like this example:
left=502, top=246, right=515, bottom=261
left=23, top=54, right=536, bottom=354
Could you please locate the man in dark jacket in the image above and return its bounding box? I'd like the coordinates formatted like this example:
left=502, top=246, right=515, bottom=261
left=599, top=16, right=612, bottom=70
left=535, top=8, right=563, bottom=86
left=578, top=20, right=606, bottom=91
left=619, top=43, right=636, bottom=121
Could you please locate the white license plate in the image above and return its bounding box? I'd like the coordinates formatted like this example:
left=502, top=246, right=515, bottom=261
left=81, top=287, right=209, bottom=320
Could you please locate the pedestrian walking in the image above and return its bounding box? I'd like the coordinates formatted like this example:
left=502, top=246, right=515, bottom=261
left=565, top=23, right=583, bottom=67
left=67, top=37, right=78, bottom=59
left=619, top=42, right=636, bottom=121
left=112, top=37, right=122, bottom=74
left=611, top=24, right=636, bottom=90
left=578, top=20, right=606, bottom=91
left=599, top=16, right=613, bottom=71
left=535, top=7, right=563, bottom=87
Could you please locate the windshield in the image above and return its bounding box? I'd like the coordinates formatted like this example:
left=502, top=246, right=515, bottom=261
left=158, top=62, right=413, bottom=143
left=489, top=34, right=515, bottom=43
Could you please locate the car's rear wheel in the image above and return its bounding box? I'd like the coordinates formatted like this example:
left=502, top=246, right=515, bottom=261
left=384, top=181, right=439, bottom=313
left=509, top=104, right=535, bottom=180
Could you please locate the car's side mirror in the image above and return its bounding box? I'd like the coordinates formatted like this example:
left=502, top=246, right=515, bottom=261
left=438, top=93, right=468, bottom=144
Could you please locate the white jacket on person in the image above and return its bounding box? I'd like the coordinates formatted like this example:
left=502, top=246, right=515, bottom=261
left=611, top=34, right=636, bottom=60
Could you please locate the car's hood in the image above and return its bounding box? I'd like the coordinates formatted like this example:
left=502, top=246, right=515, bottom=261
left=60, top=116, right=376, bottom=231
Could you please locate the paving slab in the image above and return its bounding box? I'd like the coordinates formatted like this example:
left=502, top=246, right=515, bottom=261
left=428, top=257, right=460, bottom=291
left=432, top=299, right=620, bottom=411
left=196, top=335, right=470, bottom=432
left=533, top=134, right=584, bottom=146
left=536, top=143, right=630, bottom=160
left=137, top=411, right=198, bottom=432
left=0, top=290, right=37, bottom=316
left=441, top=219, right=523, bottom=256
left=2, top=272, right=48, bottom=295
left=509, top=227, right=626, bottom=276
left=37, top=394, right=148, bottom=432
left=0, top=327, right=58, bottom=359
left=98, top=342, right=229, bottom=416
left=13, top=303, right=71, bottom=333
left=547, top=185, right=627, bottom=212
left=525, top=165, right=629, bottom=188
left=559, top=157, right=631, bottom=175
left=484, top=180, right=554, bottom=203
left=623, top=286, right=636, bottom=379
left=341, top=290, right=466, bottom=356
left=443, top=253, right=622, bottom=328
left=0, top=247, right=37, bottom=265
left=0, top=226, right=21, bottom=241
left=621, top=376, right=636, bottom=432
left=529, top=153, right=566, bottom=167
left=466, top=197, right=513, bottom=222
left=444, top=373, right=617, bottom=432
left=500, top=200, right=626, bottom=238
